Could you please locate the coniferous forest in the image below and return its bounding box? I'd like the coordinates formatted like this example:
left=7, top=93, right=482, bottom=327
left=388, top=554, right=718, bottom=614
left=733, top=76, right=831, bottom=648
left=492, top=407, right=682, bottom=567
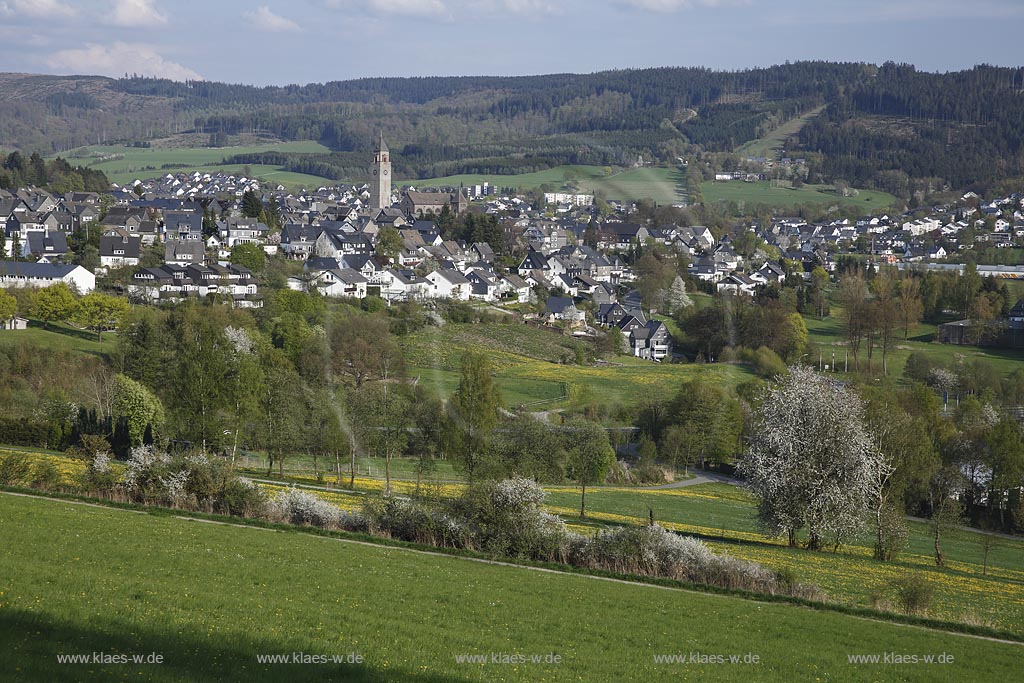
left=1, top=61, right=1022, bottom=192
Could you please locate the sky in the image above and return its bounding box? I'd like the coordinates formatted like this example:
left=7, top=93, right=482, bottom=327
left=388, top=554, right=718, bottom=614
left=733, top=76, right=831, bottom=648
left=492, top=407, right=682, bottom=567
left=0, top=0, right=1022, bottom=85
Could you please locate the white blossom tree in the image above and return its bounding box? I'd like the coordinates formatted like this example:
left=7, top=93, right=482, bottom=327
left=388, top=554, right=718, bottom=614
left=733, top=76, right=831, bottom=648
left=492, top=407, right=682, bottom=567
left=666, top=275, right=693, bottom=314
left=738, top=366, right=882, bottom=550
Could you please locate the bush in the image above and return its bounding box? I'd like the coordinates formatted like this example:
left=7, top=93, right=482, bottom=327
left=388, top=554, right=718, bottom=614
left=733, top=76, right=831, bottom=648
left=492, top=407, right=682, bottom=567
left=890, top=574, right=934, bottom=615
left=631, top=462, right=667, bottom=485
left=363, top=496, right=463, bottom=546
left=66, top=434, right=113, bottom=461
left=567, top=524, right=818, bottom=597
left=739, top=346, right=788, bottom=379
left=450, top=477, right=568, bottom=560
left=31, top=460, right=61, bottom=491
left=268, top=487, right=366, bottom=531
left=0, top=451, right=31, bottom=486
left=81, top=452, right=118, bottom=493
left=218, top=478, right=268, bottom=518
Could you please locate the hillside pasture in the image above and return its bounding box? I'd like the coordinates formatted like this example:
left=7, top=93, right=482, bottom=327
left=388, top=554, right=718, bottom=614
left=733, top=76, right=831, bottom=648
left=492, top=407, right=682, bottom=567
left=701, top=180, right=896, bottom=211
left=1, top=493, right=1021, bottom=683
left=406, top=165, right=688, bottom=204
left=61, top=141, right=332, bottom=187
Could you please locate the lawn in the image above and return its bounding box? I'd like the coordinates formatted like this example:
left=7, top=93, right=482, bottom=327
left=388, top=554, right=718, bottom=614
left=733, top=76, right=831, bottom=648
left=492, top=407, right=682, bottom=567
left=545, top=483, right=1024, bottom=634
left=1, top=493, right=1020, bottom=682
left=407, top=165, right=688, bottom=204
left=735, top=105, right=827, bottom=161
left=701, top=180, right=896, bottom=211
left=803, top=306, right=1024, bottom=380
left=0, top=320, right=115, bottom=359
left=62, top=141, right=332, bottom=188
left=400, top=321, right=754, bottom=409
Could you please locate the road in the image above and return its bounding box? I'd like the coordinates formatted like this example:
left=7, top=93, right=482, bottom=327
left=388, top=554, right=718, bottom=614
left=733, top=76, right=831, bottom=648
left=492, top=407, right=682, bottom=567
left=641, top=467, right=742, bottom=490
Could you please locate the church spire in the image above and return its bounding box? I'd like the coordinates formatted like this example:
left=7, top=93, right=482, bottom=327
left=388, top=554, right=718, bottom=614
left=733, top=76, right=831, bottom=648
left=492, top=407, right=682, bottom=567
left=378, top=130, right=388, bottom=154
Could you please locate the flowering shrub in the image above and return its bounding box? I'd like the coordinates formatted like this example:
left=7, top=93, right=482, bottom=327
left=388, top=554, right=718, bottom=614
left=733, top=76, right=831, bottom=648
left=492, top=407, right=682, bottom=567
left=363, top=496, right=466, bottom=547
left=268, top=487, right=366, bottom=531
left=449, top=477, right=569, bottom=560
left=82, top=451, right=118, bottom=492
left=566, top=524, right=809, bottom=594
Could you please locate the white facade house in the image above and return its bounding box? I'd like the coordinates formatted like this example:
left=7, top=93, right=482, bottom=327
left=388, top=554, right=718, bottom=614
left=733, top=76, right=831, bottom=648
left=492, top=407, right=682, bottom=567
left=0, top=261, right=95, bottom=293
left=425, top=269, right=471, bottom=300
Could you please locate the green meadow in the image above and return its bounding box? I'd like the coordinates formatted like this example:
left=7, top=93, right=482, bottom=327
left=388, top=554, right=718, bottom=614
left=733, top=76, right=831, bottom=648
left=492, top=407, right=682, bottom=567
left=63, top=141, right=332, bottom=188
left=1, top=493, right=1020, bottom=683
left=700, top=180, right=897, bottom=211
left=407, top=165, right=689, bottom=205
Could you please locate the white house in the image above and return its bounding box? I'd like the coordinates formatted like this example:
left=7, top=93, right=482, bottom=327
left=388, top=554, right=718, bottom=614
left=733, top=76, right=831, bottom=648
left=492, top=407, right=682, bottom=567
left=0, top=261, right=95, bottom=293
left=425, top=269, right=471, bottom=300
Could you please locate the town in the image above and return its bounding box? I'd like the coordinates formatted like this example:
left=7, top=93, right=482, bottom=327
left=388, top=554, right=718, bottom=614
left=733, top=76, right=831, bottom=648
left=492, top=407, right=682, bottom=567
left=1, top=26, right=1023, bottom=680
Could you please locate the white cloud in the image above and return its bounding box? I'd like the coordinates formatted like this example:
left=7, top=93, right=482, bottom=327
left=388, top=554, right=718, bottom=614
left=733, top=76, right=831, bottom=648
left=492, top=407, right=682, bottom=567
left=46, top=42, right=203, bottom=81
left=244, top=5, right=301, bottom=32
left=326, top=0, right=449, bottom=17
left=0, top=0, right=76, bottom=19
left=501, top=0, right=560, bottom=15
left=618, top=0, right=742, bottom=11
left=109, top=0, right=168, bottom=27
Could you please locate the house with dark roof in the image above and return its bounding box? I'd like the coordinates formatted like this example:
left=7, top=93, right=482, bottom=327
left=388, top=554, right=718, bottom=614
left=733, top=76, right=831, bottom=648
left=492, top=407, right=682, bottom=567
left=630, top=320, right=673, bottom=361
left=164, top=239, right=206, bottom=266
left=24, top=230, right=69, bottom=262
left=100, top=229, right=142, bottom=268
left=0, top=260, right=95, bottom=293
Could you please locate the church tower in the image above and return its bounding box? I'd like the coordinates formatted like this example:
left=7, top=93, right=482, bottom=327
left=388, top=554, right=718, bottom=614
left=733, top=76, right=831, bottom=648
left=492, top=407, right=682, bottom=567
left=369, top=131, right=392, bottom=210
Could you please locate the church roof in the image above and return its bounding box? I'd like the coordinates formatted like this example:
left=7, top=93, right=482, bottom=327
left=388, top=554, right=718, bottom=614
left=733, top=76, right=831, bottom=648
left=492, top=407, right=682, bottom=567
left=378, top=131, right=388, bottom=154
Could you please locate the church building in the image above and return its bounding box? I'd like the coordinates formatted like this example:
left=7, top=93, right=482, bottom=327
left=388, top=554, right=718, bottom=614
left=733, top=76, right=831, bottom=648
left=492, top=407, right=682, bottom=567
left=369, top=131, right=392, bottom=210
left=369, top=132, right=468, bottom=217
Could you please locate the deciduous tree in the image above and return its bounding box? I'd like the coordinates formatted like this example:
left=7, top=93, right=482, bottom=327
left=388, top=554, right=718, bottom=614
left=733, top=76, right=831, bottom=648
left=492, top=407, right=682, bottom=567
left=739, top=366, right=881, bottom=550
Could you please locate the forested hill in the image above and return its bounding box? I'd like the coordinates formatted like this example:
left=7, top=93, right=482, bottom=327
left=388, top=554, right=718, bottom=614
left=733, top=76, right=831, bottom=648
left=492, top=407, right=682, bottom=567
left=1, top=62, right=1023, bottom=194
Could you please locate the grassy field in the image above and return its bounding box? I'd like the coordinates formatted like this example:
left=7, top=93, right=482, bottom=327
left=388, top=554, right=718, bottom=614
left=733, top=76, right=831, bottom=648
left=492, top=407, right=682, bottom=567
left=408, top=165, right=688, bottom=205
left=803, top=306, right=1024, bottom=379
left=400, top=321, right=754, bottom=409
left=62, top=141, right=332, bottom=188
left=544, top=483, right=1024, bottom=634
left=0, top=321, right=115, bottom=359
left=701, top=180, right=896, bottom=211
left=2, top=493, right=1021, bottom=682
left=735, top=106, right=827, bottom=161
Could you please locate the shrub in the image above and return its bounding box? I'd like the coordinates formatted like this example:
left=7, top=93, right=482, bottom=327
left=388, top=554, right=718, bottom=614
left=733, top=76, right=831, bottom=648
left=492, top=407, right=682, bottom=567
left=31, top=460, right=61, bottom=491
left=82, top=452, right=118, bottom=493
left=363, top=496, right=463, bottom=546
left=631, top=462, right=667, bottom=485
left=0, top=451, right=31, bottom=486
left=449, top=477, right=568, bottom=560
left=569, top=524, right=815, bottom=596
left=66, top=434, right=113, bottom=461
left=890, top=574, right=934, bottom=616
left=218, top=478, right=268, bottom=518
left=268, top=487, right=358, bottom=530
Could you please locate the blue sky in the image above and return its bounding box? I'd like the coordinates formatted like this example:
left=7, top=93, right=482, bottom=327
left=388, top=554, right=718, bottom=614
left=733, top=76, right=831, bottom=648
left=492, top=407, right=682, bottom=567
left=1, top=0, right=1022, bottom=84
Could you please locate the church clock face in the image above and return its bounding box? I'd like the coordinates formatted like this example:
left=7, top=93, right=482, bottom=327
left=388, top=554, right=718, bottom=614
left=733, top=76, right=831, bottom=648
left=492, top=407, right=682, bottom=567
left=383, top=170, right=389, bottom=176
left=372, top=170, right=378, bottom=176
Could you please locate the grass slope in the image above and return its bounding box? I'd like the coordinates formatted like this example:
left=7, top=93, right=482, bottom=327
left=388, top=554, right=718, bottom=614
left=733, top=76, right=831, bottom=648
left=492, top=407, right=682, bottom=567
left=701, top=180, right=896, bottom=211
left=1, top=493, right=1020, bottom=683
left=0, top=320, right=115, bottom=359
left=401, top=322, right=753, bottom=408
left=735, top=105, right=827, bottom=161
left=803, top=306, right=1024, bottom=379
left=63, top=141, right=332, bottom=188
left=545, top=483, right=1024, bottom=634
left=407, top=166, right=688, bottom=204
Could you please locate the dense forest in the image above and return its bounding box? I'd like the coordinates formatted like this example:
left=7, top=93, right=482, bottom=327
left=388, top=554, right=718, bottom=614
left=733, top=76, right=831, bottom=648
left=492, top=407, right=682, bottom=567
left=1, top=62, right=1022, bottom=192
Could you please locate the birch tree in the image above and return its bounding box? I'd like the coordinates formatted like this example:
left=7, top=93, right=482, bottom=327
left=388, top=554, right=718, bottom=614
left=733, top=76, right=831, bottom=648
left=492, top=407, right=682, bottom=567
left=739, top=366, right=881, bottom=550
